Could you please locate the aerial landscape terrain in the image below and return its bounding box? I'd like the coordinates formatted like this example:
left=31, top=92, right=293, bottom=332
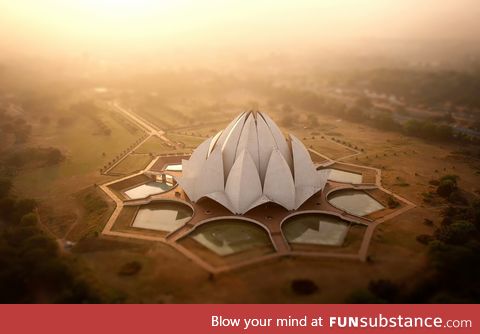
left=0, top=0, right=479, bottom=303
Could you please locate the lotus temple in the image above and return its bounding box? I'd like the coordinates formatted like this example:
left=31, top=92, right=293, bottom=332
left=101, top=111, right=414, bottom=273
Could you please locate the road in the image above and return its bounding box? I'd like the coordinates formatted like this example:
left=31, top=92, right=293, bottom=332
left=111, top=101, right=174, bottom=145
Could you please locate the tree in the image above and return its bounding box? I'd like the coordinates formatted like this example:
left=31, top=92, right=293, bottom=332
left=368, top=279, right=400, bottom=302
left=21, top=234, right=59, bottom=259
left=404, top=120, right=453, bottom=141
left=355, top=96, right=372, bottom=109
left=0, top=198, right=15, bottom=219
left=436, top=176, right=458, bottom=198
left=372, top=113, right=398, bottom=131
left=346, top=289, right=385, bottom=303
left=20, top=213, right=37, bottom=226
left=470, top=200, right=480, bottom=226
left=46, top=148, right=65, bottom=165
left=395, top=105, right=408, bottom=115
left=435, top=221, right=476, bottom=245
left=440, top=174, right=459, bottom=183
left=345, top=105, right=365, bottom=122
left=14, top=198, right=36, bottom=217
left=387, top=196, right=400, bottom=208
left=0, top=178, right=12, bottom=198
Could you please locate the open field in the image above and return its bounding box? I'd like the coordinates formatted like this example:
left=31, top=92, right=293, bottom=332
left=109, top=154, right=153, bottom=175
left=133, top=106, right=194, bottom=130
left=166, top=133, right=206, bottom=149
left=289, top=113, right=480, bottom=201
left=66, top=186, right=116, bottom=241
left=173, top=122, right=230, bottom=137
left=134, top=137, right=178, bottom=155
left=297, top=135, right=357, bottom=160
left=132, top=133, right=204, bottom=156
left=130, top=97, right=239, bottom=132
left=14, top=107, right=143, bottom=199
left=11, top=104, right=143, bottom=239
left=76, top=233, right=424, bottom=303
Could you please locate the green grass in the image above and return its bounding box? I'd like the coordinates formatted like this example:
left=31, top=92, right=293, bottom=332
left=134, top=108, right=168, bottom=129
left=67, top=186, right=113, bottom=241
left=135, top=106, right=191, bottom=130
left=174, top=125, right=224, bottom=137
left=167, top=133, right=205, bottom=148
left=109, top=154, right=152, bottom=175
left=14, top=108, right=143, bottom=197
left=134, top=103, right=231, bottom=131
left=134, top=137, right=178, bottom=155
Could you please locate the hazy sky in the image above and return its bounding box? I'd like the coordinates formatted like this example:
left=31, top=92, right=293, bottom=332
left=0, top=0, right=479, bottom=59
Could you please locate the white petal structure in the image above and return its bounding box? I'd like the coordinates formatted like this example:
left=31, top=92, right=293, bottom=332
left=263, top=149, right=296, bottom=209
left=178, top=111, right=329, bottom=214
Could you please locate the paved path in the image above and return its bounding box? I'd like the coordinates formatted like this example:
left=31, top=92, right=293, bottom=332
left=111, top=102, right=174, bottom=145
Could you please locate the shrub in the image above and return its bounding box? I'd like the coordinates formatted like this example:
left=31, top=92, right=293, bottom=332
left=435, top=221, right=476, bottom=245
left=422, top=192, right=434, bottom=203
left=46, top=148, right=65, bottom=165
left=118, top=261, right=142, bottom=276
left=448, top=190, right=468, bottom=205
left=0, top=198, right=15, bottom=218
left=387, top=196, right=400, bottom=209
left=0, top=178, right=12, bottom=198
left=416, top=234, right=435, bottom=245
left=437, top=179, right=457, bottom=197
left=423, top=219, right=434, bottom=226
left=20, top=213, right=38, bottom=226
left=440, top=174, right=459, bottom=183
left=291, top=279, right=318, bottom=296
left=368, top=279, right=399, bottom=302
left=346, top=289, right=385, bottom=303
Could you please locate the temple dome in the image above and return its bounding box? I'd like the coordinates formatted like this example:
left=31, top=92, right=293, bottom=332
left=178, top=111, right=329, bottom=214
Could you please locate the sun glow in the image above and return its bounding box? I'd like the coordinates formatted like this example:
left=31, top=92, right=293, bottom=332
left=0, top=0, right=478, bottom=58
left=80, top=0, right=174, bottom=18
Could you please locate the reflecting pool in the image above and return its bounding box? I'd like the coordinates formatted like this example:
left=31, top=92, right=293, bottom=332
left=189, top=220, right=271, bottom=256
left=132, top=202, right=192, bottom=232
left=324, top=169, right=362, bottom=184
left=328, top=189, right=384, bottom=216
left=124, top=181, right=174, bottom=199
left=283, top=214, right=349, bottom=246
